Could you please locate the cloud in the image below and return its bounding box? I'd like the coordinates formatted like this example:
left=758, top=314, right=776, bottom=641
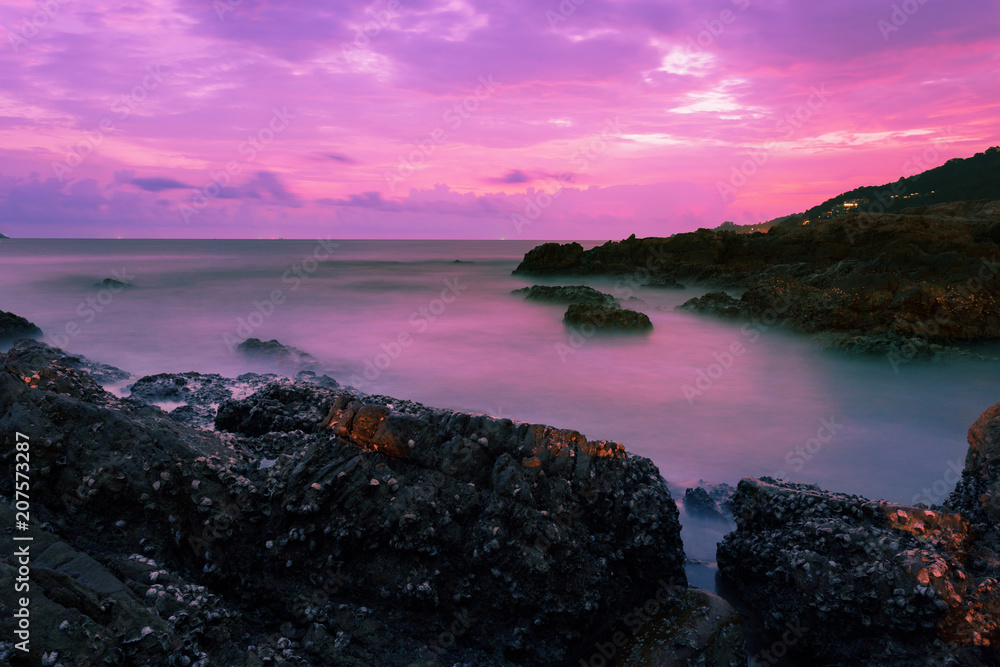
left=0, top=0, right=997, bottom=238
left=129, top=177, right=193, bottom=192
left=239, top=171, right=302, bottom=205
left=319, top=152, right=357, bottom=164
left=487, top=169, right=532, bottom=184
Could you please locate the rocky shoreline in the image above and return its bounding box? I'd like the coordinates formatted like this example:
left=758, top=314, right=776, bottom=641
left=1, top=335, right=998, bottom=664
left=0, top=339, right=743, bottom=666
left=513, top=200, right=1000, bottom=361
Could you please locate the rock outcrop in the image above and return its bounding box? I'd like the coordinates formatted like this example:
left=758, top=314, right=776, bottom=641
left=683, top=487, right=730, bottom=522
left=235, top=337, right=321, bottom=371
left=677, top=292, right=744, bottom=319
left=564, top=304, right=653, bottom=332
left=515, top=203, right=1000, bottom=352
left=511, top=284, right=618, bottom=307
left=610, top=587, right=746, bottom=666
left=95, top=278, right=133, bottom=289
left=717, top=399, right=1000, bottom=666
left=0, top=310, right=42, bottom=344
left=0, top=340, right=687, bottom=665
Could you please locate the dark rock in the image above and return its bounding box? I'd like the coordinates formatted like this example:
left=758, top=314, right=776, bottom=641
left=946, top=401, right=1000, bottom=525
left=704, top=481, right=737, bottom=509
left=718, top=466, right=1000, bottom=664
left=60, top=354, right=133, bottom=387
left=514, top=206, right=1000, bottom=350
left=129, top=372, right=267, bottom=430
left=564, top=304, right=653, bottom=331
left=683, top=487, right=727, bottom=522
left=980, top=220, right=1000, bottom=245
left=0, top=309, right=42, bottom=343
left=643, top=276, right=685, bottom=289
left=95, top=277, right=133, bottom=289
left=512, top=241, right=585, bottom=275
left=610, top=587, right=746, bottom=666
left=512, top=284, right=618, bottom=306
left=214, top=381, right=341, bottom=436
left=1, top=340, right=133, bottom=388
left=678, top=292, right=745, bottom=318
left=127, top=369, right=341, bottom=431
left=0, top=502, right=243, bottom=666
left=0, top=339, right=686, bottom=665
left=235, top=337, right=324, bottom=372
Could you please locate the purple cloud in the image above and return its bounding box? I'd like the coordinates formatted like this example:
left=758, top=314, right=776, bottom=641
left=488, top=169, right=532, bottom=184
left=319, top=152, right=357, bottom=164
left=0, top=0, right=996, bottom=238
left=130, top=177, right=193, bottom=192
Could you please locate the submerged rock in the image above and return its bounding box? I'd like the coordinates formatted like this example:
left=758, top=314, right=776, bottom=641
left=564, top=304, right=653, bottom=332
left=236, top=337, right=322, bottom=371
left=512, top=284, right=619, bottom=306
left=0, top=309, right=42, bottom=343
left=95, top=277, right=133, bottom=289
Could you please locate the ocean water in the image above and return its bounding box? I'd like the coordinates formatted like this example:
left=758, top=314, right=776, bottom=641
left=2, top=239, right=998, bottom=589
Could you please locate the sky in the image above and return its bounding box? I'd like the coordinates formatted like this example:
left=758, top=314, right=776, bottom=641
left=0, top=0, right=997, bottom=239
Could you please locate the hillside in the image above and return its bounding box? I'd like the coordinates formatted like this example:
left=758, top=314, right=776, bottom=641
left=803, top=146, right=1000, bottom=221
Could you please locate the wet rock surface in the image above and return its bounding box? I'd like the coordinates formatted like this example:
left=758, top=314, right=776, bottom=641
left=718, top=417, right=1000, bottom=667
left=128, top=372, right=269, bottom=430
left=127, top=368, right=339, bottom=430
left=511, top=284, right=619, bottom=306
left=515, top=202, right=1000, bottom=353
left=0, top=310, right=42, bottom=343
left=0, top=339, right=688, bottom=666
left=564, top=303, right=653, bottom=332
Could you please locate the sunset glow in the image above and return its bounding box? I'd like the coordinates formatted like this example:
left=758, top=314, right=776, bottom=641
left=1, top=0, right=997, bottom=238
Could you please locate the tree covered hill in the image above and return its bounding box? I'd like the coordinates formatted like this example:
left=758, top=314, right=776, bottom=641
left=803, top=146, right=1000, bottom=221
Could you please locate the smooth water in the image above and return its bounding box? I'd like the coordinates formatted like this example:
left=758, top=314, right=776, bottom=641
left=2, top=239, right=997, bottom=588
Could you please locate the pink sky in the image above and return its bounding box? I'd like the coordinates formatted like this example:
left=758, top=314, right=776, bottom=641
left=0, top=0, right=997, bottom=239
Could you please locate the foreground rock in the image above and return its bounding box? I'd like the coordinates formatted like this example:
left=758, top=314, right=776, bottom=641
left=0, top=340, right=687, bottom=665
left=564, top=304, right=653, bottom=332
left=610, top=587, right=745, bottom=666
left=0, top=309, right=42, bottom=343
left=718, top=398, right=1000, bottom=667
left=516, top=202, right=1000, bottom=352
left=512, top=284, right=618, bottom=306
left=127, top=369, right=339, bottom=430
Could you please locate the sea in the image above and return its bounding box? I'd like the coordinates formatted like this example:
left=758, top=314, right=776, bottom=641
left=2, top=238, right=998, bottom=591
